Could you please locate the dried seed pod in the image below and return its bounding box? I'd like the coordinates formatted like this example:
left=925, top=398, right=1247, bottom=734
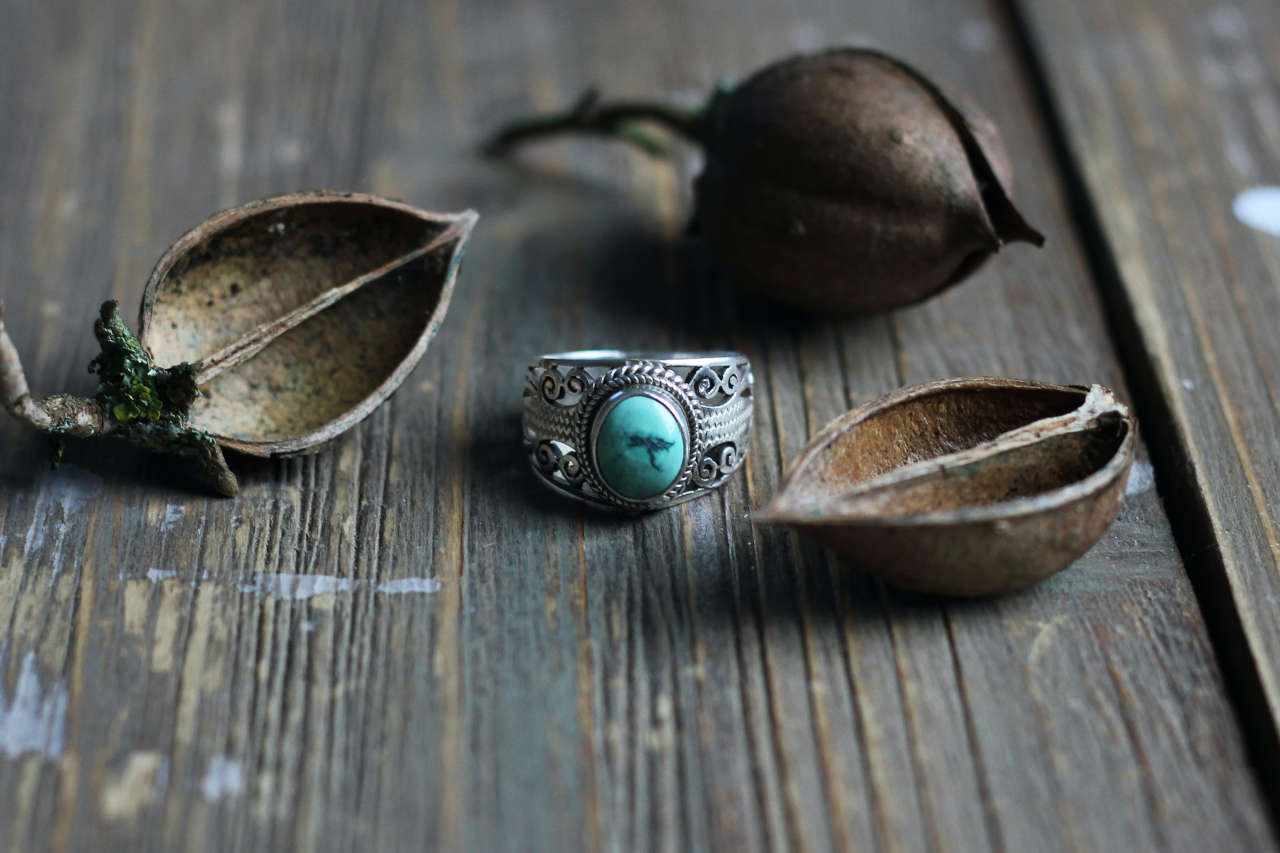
left=487, top=47, right=1043, bottom=313
left=695, top=49, right=1044, bottom=312
left=0, top=191, right=477, bottom=496
left=756, top=378, right=1135, bottom=596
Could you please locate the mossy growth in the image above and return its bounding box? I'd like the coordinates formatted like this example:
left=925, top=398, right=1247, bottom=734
left=82, top=301, right=238, bottom=496
left=90, top=300, right=200, bottom=429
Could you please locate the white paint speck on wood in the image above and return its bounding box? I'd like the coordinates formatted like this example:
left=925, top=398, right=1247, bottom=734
left=0, top=652, right=67, bottom=760
left=143, top=570, right=444, bottom=600
left=20, top=464, right=102, bottom=574
left=1126, top=460, right=1156, bottom=496
left=247, top=573, right=356, bottom=600
left=201, top=756, right=245, bottom=801
left=1233, top=186, right=1280, bottom=236
left=161, top=504, right=184, bottom=530
left=375, top=577, right=442, bottom=595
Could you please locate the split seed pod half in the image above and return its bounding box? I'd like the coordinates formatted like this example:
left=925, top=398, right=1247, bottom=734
left=0, top=191, right=477, bottom=496
left=756, top=379, right=1135, bottom=596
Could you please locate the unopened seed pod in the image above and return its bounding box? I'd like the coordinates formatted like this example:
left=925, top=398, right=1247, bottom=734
left=489, top=47, right=1044, bottom=313
left=694, top=49, right=1045, bottom=312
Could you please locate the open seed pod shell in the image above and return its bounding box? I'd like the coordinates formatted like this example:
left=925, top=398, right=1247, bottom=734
left=756, top=378, right=1135, bottom=596
left=138, top=191, right=476, bottom=457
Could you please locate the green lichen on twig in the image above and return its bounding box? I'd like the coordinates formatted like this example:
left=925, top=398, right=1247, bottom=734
left=84, top=301, right=239, bottom=496
left=484, top=87, right=704, bottom=158
left=90, top=300, right=201, bottom=433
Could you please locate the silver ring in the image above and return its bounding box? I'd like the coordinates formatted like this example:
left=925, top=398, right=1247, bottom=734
left=523, top=350, right=754, bottom=512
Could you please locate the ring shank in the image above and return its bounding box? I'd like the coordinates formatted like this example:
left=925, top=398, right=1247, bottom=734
left=535, top=350, right=747, bottom=369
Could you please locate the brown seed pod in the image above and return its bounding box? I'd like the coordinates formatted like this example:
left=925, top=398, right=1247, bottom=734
left=755, top=378, right=1135, bottom=596
left=695, top=49, right=1044, bottom=312
left=0, top=191, right=477, bottom=496
left=487, top=47, right=1043, bottom=313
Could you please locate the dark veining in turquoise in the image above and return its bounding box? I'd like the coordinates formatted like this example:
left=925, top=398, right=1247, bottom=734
left=627, top=433, right=675, bottom=469
left=595, top=394, right=685, bottom=500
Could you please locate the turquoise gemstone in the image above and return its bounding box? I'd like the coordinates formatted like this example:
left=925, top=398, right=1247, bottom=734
left=594, top=394, right=686, bottom=500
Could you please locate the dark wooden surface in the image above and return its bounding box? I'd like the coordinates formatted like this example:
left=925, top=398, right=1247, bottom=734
left=0, top=0, right=1275, bottom=851
left=1017, top=0, right=1280, bottom=779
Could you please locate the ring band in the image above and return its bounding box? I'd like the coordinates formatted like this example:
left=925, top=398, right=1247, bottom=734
left=523, top=350, right=754, bottom=512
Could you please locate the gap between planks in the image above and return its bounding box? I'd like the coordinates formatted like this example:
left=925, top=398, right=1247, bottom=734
left=997, top=0, right=1280, bottom=833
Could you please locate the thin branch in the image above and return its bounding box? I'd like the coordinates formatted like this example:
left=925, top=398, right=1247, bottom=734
left=484, top=88, right=704, bottom=157
left=0, top=304, right=108, bottom=436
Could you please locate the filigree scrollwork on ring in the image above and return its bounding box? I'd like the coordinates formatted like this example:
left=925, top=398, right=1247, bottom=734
left=719, top=363, right=743, bottom=397
left=693, top=442, right=744, bottom=487
left=537, top=365, right=593, bottom=405
left=537, top=368, right=563, bottom=403
left=688, top=361, right=749, bottom=403
left=534, top=440, right=584, bottom=484
left=690, top=365, right=722, bottom=400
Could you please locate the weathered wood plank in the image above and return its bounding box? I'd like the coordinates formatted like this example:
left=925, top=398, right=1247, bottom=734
left=1015, top=0, right=1280, bottom=789
left=0, top=0, right=1272, bottom=850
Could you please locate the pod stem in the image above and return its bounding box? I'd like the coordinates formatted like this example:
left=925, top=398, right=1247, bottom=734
left=0, top=301, right=239, bottom=497
left=0, top=303, right=109, bottom=437
left=484, top=88, right=704, bottom=158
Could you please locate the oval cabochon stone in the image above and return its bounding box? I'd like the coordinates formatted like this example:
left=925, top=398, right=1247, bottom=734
left=594, top=394, right=686, bottom=500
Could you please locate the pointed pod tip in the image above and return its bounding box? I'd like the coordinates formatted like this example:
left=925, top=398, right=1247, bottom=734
left=752, top=506, right=851, bottom=529
left=872, top=49, right=1049, bottom=254
left=749, top=498, right=814, bottom=526
left=989, top=200, right=1046, bottom=249
left=438, top=209, right=480, bottom=238
left=1006, top=218, right=1046, bottom=248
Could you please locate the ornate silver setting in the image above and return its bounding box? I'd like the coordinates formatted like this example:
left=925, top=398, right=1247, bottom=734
left=523, top=351, right=754, bottom=512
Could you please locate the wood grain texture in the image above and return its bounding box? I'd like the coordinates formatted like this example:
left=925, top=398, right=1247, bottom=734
left=1015, top=0, right=1280, bottom=786
left=0, top=0, right=1272, bottom=851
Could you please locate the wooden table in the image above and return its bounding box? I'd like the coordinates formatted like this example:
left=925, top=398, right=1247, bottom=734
left=2, top=0, right=1278, bottom=849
